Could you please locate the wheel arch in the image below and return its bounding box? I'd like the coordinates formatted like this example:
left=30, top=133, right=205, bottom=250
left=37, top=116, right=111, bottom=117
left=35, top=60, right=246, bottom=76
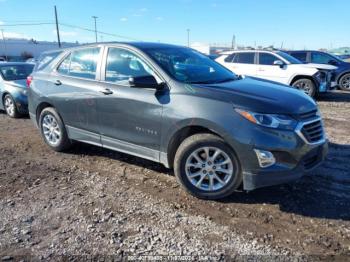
left=166, top=125, right=225, bottom=169
left=289, top=75, right=317, bottom=86
left=337, top=71, right=350, bottom=84
left=35, top=102, right=55, bottom=124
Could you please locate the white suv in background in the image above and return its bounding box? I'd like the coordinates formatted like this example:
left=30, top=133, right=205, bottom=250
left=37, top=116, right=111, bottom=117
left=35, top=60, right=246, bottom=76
left=216, top=50, right=337, bottom=97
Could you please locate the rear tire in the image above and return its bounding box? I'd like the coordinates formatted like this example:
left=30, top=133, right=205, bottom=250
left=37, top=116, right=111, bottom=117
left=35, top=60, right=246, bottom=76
left=39, top=107, right=72, bottom=152
left=339, top=73, right=350, bottom=91
left=174, top=133, right=242, bottom=200
left=292, top=78, right=316, bottom=97
left=3, top=94, right=20, bottom=118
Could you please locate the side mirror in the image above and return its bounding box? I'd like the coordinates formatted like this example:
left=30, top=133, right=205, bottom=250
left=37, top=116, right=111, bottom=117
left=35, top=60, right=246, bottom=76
left=129, top=75, right=164, bottom=90
left=273, top=60, right=285, bottom=68
left=329, top=60, right=338, bottom=66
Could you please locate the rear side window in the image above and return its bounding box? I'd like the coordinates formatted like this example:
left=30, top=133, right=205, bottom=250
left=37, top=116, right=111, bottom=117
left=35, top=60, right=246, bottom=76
left=233, top=53, right=255, bottom=64
left=0, top=64, right=34, bottom=80
left=35, top=51, right=62, bottom=71
left=290, top=52, right=307, bottom=62
left=57, top=48, right=100, bottom=80
left=259, top=53, right=278, bottom=65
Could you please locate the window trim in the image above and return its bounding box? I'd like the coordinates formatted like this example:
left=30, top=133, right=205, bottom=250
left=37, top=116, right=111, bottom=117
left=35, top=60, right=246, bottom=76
left=99, top=45, right=166, bottom=88
left=54, top=45, right=104, bottom=82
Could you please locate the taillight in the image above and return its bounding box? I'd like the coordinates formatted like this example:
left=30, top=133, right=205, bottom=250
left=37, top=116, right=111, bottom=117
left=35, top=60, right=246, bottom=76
left=26, top=75, right=33, bottom=88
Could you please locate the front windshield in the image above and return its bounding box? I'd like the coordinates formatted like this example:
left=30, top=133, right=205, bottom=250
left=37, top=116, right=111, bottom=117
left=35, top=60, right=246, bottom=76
left=0, top=64, right=34, bottom=81
left=277, top=51, right=302, bottom=64
left=144, top=47, right=237, bottom=84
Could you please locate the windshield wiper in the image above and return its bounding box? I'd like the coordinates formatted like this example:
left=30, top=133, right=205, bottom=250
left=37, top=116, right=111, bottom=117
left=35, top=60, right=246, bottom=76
left=188, top=77, right=237, bottom=85
left=211, top=77, right=237, bottom=84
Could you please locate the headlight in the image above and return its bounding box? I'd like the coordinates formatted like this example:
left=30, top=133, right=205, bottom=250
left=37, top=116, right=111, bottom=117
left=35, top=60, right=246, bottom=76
left=235, top=109, right=297, bottom=130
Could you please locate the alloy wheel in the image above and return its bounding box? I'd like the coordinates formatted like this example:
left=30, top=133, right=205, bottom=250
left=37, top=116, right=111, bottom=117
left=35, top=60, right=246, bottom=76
left=341, top=75, right=350, bottom=90
left=293, top=80, right=312, bottom=96
left=185, top=146, right=234, bottom=191
left=4, top=96, right=15, bottom=117
left=42, top=114, right=62, bottom=146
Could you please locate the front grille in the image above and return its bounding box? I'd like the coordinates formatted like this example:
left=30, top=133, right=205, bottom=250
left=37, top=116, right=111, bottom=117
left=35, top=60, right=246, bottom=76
left=298, top=110, right=318, bottom=120
left=301, top=119, right=324, bottom=143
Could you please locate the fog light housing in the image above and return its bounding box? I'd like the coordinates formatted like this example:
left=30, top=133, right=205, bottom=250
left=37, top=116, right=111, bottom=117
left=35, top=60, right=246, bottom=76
left=254, top=149, right=276, bottom=168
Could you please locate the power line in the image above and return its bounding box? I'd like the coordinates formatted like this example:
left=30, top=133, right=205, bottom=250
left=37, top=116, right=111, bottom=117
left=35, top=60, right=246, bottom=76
left=0, top=21, right=141, bottom=41
left=0, top=22, right=55, bottom=27
left=59, top=22, right=141, bottom=41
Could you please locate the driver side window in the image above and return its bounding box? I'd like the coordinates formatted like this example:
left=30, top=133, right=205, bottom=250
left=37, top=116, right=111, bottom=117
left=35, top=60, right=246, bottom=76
left=105, top=48, right=155, bottom=85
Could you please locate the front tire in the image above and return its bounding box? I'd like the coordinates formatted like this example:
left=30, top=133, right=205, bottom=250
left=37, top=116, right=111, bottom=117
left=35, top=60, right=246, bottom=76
left=292, top=78, right=316, bottom=97
left=339, top=73, right=350, bottom=91
left=39, top=107, right=72, bottom=152
left=174, top=133, right=242, bottom=200
left=3, top=94, right=20, bottom=118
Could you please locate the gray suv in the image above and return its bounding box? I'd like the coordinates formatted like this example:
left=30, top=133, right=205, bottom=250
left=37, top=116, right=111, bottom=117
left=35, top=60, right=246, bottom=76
left=28, top=42, right=328, bottom=199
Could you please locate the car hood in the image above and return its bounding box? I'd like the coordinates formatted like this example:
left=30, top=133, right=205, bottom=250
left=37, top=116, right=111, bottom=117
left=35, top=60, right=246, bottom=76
left=192, top=77, right=317, bottom=115
left=3, top=79, right=27, bottom=89
left=300, top=63, right=337, bottom=70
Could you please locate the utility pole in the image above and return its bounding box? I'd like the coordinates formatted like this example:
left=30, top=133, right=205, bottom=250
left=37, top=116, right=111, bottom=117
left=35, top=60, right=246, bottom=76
left=1, top=29, right=8, bottom=60
left=54, top=6, right=61, bottom=48
left=92, top=16, right=98, bottom=43
left=187, top=29, right=190, bottom=47
left=231, top=34, right=236, bottom=50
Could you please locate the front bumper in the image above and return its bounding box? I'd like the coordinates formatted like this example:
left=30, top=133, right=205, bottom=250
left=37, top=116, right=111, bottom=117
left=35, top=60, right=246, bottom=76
left=243, top=141, right=328, bottom=190
left=223, top=115, right=328, bottom=191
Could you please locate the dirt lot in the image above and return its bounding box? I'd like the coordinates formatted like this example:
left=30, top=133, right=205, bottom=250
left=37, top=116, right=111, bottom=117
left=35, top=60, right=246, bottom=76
left=0, top=91, right=349, bottom=261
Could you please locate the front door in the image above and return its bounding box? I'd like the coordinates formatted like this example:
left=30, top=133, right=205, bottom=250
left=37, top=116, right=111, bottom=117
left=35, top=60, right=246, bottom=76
left=256, top=52, right=289, bottom=84
left=96, top=47, right=166, bottom=161
left=229, top=52, right=257, bottom=77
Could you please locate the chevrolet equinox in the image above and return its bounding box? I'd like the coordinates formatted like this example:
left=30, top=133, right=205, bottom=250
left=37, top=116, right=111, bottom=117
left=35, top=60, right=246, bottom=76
left=28, top=43, right=328, bottom=199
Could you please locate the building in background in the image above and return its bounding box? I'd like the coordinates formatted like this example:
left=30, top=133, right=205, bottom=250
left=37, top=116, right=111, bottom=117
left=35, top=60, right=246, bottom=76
left=190, top=42, right=234, bottom=55
left=0, top=38, right=78, bottom=61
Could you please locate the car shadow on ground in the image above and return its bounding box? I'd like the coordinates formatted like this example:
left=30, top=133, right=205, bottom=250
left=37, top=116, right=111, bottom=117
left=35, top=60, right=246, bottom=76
left=317, top=90, right=350, bottom=102
left=67, top=141, right=350, bottom=221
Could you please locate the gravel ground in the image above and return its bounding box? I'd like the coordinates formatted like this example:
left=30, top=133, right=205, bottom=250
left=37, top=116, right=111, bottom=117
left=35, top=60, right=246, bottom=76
left=0, top=91, right=349, bottom=261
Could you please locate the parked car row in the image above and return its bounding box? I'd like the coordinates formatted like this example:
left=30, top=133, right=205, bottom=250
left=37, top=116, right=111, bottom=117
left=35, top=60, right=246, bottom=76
left=215, top=50, right=338, bottom=97
left=286, top=50, right=350, bottom=91
left=0, top=62, right=34, bottom=117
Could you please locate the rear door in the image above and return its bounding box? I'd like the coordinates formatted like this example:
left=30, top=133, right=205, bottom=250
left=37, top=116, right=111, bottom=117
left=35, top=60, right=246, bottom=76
left=229, top=52, right=257, bottom=76
left=48, top=47, right=103, bottom=144
left=256, top=52, right=289, bottom=84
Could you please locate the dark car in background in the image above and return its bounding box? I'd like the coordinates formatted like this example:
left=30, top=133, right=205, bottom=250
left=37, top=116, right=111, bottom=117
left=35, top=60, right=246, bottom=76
left=0, top=62, right=34, bottom=118
left=28, top=42, right=328, bottom=199
left=287, top=50, right=350, bottom=91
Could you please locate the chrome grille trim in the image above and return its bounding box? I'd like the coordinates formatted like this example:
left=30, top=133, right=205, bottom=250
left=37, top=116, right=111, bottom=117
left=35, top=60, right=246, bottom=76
left=295, top=117, right=326, bottom=145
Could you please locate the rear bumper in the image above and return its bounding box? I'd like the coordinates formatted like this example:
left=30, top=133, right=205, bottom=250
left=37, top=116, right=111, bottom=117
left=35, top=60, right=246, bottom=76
left=243, top=141, right=328, bottom=190
left=14, top=93, right=28, bottom=114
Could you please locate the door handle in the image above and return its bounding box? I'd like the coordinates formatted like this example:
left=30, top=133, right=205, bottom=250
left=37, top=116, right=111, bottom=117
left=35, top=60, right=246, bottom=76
left=54, top=80, right=62, bottom=86
left=258, top=68, right=265, bottom=72
left=100, top=88, right=113, bottom=95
